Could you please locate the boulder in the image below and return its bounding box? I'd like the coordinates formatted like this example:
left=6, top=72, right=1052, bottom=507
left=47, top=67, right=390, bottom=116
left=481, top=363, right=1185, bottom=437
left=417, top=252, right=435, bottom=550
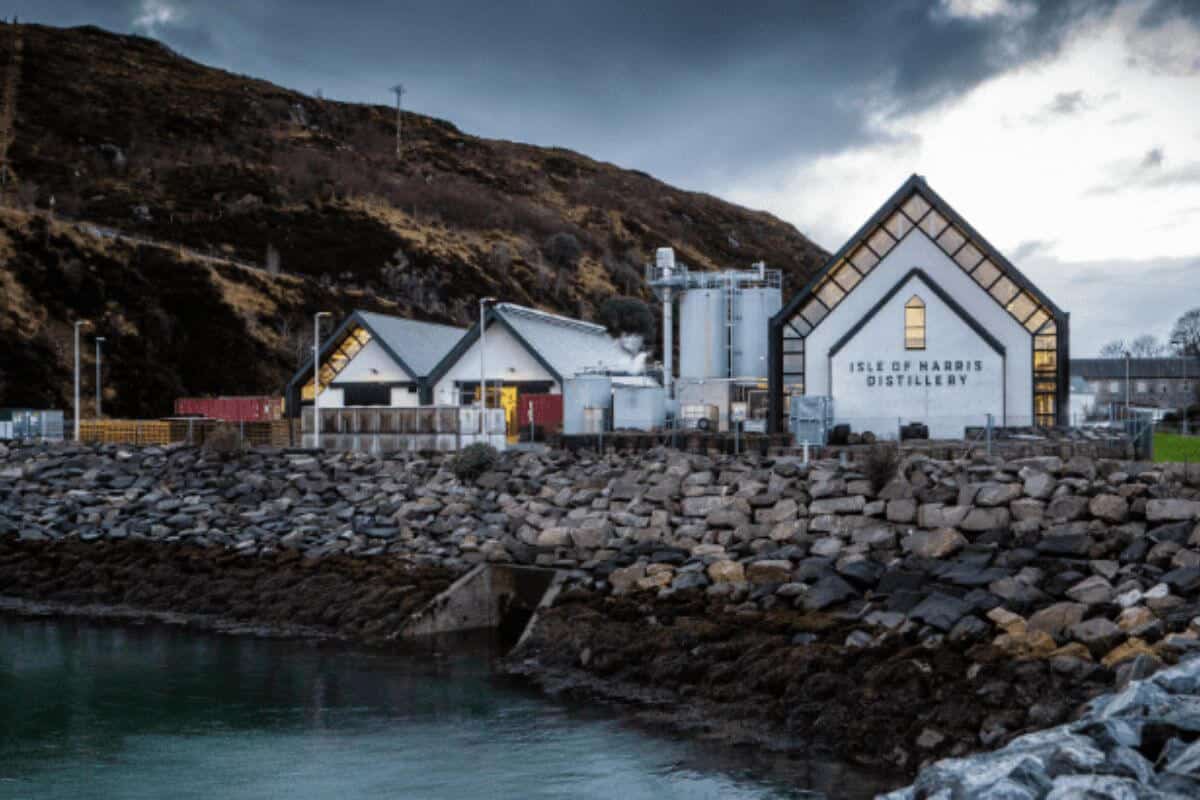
left=707, top=560, right=745, bottom=584
left=1147, top=499, right=1200, bottom=523
left=1068, top=617, right=1124, bottom=657
left=746, top=559, right=792, bottom=585
left=1028, top=602, right=1088, bottom=638
left=1065, top=575, right=1115, bottom=606
left=1088, top=494, right=1129, bottom=524
left=905, top=528, right=967, bottom=559
left=809, top=495, right=866, bottom=515
left=976, top=483, right=1022, bottom=507
left=1047, top=495, right=1089, bottom=522
left=803, top=575, right=857, bottom=611
left=609, top=563, right=646, bottom=594
left=909, top=592, right=971, bottom=631
left=886, top=498, right=917, bottom=523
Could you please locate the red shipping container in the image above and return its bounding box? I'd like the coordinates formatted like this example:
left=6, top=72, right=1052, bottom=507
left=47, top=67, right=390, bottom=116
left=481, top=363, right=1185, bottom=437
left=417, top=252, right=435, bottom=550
left=174, top=396, right=283, bottom=422
left=518, top=394, right=563, bottom=431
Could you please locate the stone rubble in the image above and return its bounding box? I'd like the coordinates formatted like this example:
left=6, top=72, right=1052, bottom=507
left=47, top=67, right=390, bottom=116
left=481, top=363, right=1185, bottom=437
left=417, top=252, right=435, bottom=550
left=884, top=654, right=1200, bottom=798
left=4, top=440, right=1200, bottom=781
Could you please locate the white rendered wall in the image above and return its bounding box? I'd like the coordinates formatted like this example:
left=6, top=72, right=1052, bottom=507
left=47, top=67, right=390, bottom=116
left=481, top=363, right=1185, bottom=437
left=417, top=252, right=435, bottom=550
left=803, top=232, right=1032, bottom=429
left=432, top=323, right=559, bottom=405
left=315, top=386, right=345, bottom=408
left=390, top=387, right=421, bottom=407
left=332, top=339, right=410, bottom=384
left=830, top=273, right=1004, bottom=438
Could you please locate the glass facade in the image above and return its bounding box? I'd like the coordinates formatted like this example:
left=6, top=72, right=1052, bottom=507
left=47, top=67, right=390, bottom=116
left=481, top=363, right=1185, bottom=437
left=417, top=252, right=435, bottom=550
left=300, top=325, right=372, bottom=401
left=779, top=185, right=1062, bottom=427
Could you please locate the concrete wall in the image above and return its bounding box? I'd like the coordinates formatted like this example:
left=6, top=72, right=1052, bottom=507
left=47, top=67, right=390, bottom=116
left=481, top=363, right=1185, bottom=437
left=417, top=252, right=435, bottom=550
left=804, top=232, right=1033, bottom=429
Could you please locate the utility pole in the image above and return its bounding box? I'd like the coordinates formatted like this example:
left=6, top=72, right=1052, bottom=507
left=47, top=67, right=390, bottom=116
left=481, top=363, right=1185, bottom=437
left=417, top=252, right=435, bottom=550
left=313, top=311, right=331, bottom=448
left=73, top=320, right=87, bottom=441
left=1124, top=350, right=1131, bottom=421
left=390, top=84, right=405, bottom=158
left=95, top=336, right=105, bottom=418
left=479, top=297, right=496, bottom=436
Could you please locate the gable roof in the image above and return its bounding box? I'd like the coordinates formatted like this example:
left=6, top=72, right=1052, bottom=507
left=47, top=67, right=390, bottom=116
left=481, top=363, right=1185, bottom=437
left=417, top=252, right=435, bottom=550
left=427, top=303, right=641, bottom=385
left=355, top=311, right=466, bottom=377
left=1072, top=358, right=1200, bottom=380
left=772, top=174, right=1065, bottom=339
left=284, top=310, right=467, bottom=398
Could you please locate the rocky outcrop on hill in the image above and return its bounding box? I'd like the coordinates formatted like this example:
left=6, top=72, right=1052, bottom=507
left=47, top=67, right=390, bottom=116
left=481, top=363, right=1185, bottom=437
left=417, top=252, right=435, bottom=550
left=4, top=440, right=1200, bottom=778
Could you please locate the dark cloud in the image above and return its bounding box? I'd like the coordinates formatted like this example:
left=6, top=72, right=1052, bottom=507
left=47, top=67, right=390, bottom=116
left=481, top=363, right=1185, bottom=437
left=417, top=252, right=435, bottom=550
left=1142, top=147, right=1165, bottom=168
left=1011, top=239, right=1055, bottom=261
left=15, top=0, right=1138, bottom=193
left=1048, top=90, right=1086, bottom=114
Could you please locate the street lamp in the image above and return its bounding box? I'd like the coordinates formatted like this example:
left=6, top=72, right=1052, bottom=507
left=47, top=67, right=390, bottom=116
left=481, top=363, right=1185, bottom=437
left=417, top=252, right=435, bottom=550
left=1172, top=336, right=1189, bottom=435
left=313, top=311, right=331, bottom=448
left=73, top=320, right=89, bottom=441
left=94, top=336, right=106, bottom=418
left=1124, top=350, right=1131, bottom=422
left=479, top=297, right=497, bottom=436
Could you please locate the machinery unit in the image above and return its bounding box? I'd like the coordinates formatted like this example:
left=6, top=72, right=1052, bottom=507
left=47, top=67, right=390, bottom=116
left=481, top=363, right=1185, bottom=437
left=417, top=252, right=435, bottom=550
left=789, top=395, right=833, bottom=447
left=680, top=404, right=720, bottom=431
left=562, top=375, right=612, bottom=435
left=647, top=250, right=783, bottom=390
left=612, top=384, right=666, bottom=430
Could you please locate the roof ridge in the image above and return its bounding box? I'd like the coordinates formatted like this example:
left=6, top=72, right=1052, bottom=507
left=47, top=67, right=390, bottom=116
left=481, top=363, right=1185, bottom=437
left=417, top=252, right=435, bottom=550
left=496, top=303, right=607, bottom=334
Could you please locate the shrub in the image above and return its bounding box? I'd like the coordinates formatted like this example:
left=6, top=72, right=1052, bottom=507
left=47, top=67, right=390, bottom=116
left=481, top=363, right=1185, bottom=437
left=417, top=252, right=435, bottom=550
left=203, top=422, right=243, bottom=455
left=450, top=442, right=498, bottom=481
left=863, top=444, right=901, bottom=492
left=543, top=232, right=582, bottom=271
left=597, top=296, right=655, bottom=342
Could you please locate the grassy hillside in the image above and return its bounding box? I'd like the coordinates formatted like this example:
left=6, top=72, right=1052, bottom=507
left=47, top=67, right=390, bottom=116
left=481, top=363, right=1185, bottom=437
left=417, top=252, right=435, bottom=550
left=0, top=22, right=827, bottom=416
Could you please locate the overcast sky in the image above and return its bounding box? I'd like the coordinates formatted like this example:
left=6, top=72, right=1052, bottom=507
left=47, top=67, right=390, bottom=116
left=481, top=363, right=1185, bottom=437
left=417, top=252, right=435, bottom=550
left=19, top=0, right=1200, bottom=355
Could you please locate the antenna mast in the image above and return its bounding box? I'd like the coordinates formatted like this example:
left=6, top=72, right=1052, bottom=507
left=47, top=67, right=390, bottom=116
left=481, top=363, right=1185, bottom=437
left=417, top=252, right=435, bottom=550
left=390, top=83, right=405, bottom=159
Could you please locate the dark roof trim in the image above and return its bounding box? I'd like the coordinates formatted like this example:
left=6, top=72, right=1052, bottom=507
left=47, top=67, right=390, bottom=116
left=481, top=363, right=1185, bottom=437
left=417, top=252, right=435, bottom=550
left=425, top=307, right=564, bottom=387
left=771, top=173, right=1064, bottom=332
left=828, top=268, right=1006, bottom=358
left=284, top=310, right=421, bottom=396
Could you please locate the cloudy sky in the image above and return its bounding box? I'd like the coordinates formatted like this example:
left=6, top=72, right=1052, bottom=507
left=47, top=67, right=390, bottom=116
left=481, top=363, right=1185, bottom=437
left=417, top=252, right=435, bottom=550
left=19, top=0, right=1200, bottom=355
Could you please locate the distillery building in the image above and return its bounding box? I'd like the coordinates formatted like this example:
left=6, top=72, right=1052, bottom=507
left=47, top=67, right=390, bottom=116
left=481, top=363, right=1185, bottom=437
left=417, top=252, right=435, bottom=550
left=768, top=174, right=1070, bottom=439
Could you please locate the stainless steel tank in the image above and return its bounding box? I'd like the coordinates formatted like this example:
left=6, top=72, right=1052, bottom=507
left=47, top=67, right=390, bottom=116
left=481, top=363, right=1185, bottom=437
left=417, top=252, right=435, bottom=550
left=679, top=288, right=727, bottom=379
left=612, top=385, right=666, bottom=430
left=732, top=286, right=781, bottom=379
left=562, top=376, right=612, bottom=434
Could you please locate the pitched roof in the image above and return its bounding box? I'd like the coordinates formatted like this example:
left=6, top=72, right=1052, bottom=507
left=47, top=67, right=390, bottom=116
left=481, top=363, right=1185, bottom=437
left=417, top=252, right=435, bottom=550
left=1072, top=358, right=1200, bottom=380
left=772, top=174, right=1065, bottom=337
left=355, top=311, right=466, bottom=377
left=493, top=303, right=641, bottom=379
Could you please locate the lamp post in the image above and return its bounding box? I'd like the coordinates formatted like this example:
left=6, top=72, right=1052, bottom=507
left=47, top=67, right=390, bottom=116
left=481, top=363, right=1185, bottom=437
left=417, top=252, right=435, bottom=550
left=479, top=297, right=496, bottom=435
left=73, top=320, right=88, bottom=441
left=1124, top=350, right=1131, bottom=422
left=94, top=336, right=106, bottom=418
left=313, top=311, right=331, bottom=448
left=1173, top=337, right=1189, bottom=435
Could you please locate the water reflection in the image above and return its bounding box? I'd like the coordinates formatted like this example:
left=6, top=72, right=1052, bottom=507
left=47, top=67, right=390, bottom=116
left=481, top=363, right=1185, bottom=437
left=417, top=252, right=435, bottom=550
left=0, top=618, right=895, bottom=799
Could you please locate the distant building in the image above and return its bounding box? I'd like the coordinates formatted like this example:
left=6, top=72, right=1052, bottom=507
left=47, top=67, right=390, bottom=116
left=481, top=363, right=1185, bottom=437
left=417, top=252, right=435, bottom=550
left=768, top=174, right=1070, bottom=438
left=1071, top=357, right=1200, bottom=416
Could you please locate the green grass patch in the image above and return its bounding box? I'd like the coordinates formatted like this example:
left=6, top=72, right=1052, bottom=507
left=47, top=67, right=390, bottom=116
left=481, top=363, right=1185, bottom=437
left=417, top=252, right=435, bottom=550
left=1154, top=432, right=1200, bottom=463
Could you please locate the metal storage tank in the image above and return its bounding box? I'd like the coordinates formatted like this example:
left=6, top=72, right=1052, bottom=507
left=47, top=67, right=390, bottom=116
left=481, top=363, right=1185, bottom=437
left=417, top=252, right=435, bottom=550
left=732, top=286, right=781, bottom=379
left=612, top=385, right=666, bottom=431
left=562, top=376, right=612, bottom=434
left=679, top=288, right=727, bottom=378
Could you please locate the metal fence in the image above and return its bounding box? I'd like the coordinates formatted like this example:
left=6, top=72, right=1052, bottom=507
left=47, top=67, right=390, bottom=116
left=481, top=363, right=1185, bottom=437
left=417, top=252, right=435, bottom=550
left=300, top=406, right=507, bottom=452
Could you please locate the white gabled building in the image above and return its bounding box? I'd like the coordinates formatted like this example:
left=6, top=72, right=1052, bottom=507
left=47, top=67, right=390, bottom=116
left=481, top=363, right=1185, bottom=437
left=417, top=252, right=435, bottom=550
left=285, top=303, right=642, bottom=417
left=285, top=311, right=466, bottom=412
left=768, top=175, right=1070, bottom=439
left=426, top=303, right=642, bottom=404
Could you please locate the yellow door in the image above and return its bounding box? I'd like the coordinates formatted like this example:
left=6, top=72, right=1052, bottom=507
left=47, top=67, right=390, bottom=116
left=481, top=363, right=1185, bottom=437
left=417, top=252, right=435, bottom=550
left=501, top=386, right=519, bottom=443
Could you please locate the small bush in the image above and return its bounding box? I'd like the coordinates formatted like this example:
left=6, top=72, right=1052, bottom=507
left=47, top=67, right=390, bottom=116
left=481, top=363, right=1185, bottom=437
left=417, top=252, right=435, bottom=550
left=863, top=444, right=901, bottom=492
left=203, top=423, right=243, bottom=455
left=451, top=442, right=498, bottom=481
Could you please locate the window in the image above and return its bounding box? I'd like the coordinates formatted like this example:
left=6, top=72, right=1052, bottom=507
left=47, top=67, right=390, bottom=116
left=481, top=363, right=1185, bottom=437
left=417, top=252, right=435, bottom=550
left=1110, top=381, right=1120, bottom=393
left=1137, top=381, right=1148, bottom=394
left=904, top=295, right=926, bottom=350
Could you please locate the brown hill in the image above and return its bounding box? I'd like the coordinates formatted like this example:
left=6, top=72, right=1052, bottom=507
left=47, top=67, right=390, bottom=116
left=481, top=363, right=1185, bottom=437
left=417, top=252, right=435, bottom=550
left=0, top=22, right=827, bottom=417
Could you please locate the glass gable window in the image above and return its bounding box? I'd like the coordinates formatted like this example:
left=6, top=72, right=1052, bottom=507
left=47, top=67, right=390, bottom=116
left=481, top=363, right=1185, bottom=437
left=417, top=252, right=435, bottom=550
left=905, top=296, right=926, bottom=350
left=301, top=325, right=372, bottom=401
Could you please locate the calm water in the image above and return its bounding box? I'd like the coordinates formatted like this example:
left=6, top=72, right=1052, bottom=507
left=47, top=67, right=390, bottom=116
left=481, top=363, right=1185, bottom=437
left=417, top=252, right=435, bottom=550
left=0, top=617, right=891, bottom=800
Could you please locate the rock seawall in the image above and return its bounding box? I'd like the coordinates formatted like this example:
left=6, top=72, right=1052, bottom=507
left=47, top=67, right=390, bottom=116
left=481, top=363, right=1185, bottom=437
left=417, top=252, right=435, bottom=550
left=4, top=440, right=1200, bottom=781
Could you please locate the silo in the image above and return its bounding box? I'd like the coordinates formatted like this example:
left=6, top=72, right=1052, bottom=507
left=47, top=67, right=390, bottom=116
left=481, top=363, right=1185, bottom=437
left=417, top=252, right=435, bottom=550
left=679, top=287, right=727, bottom=378
left=732, top=284, right=781, bottom=378
left=562, top=375, right=612, bottom=434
